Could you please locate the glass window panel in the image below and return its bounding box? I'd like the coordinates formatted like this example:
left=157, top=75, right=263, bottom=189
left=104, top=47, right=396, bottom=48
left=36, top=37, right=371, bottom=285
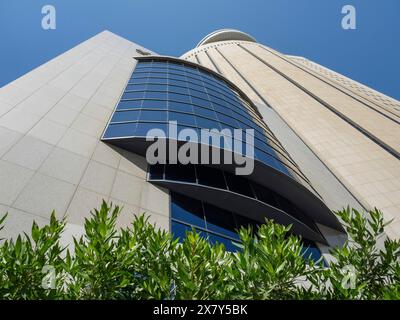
left=254, top=139, right=273, bottom=153
left=144, top=91, right=168, bottom=100
left=190, top=96, right=212, bottom=108
left=141, top=99, right=167, bottom=109
left=168, top=101, right=193, bottom=113
left=251, top=182, right=279, bottom=208
left=168, top=79, right=187, bottom=87
left=152, top=62, right=168, bottom=67
left=186, top=77, right=204, bottom=86
left=135, top=62, right=152, bottom=68
left=189, top=89, right=208, bottom=99
left=217, top=113, right=240, bottom=127
left=213, top=104, right=232, bottom=115
left=168, top=62, right=185, bottom=69
left=139, top=110, right=167, bottom=122
left=103, top=123, right=136, bottom=138
left=122, top=91, right=145, bottom=100
left=194, top=107, right=217, bottom=120
left=196, top=166, right=226, bottom=189
left=168, top=111, right=196, bottom=126
left=165, top=164, right=196, bottom=183
left=254, top=149, right=276, bottom=166
left=204, top=203, right=238, bottom=239
left=169, top=92, right=191, bottom=103
left=135, top=122, right=168, bottom=137
left=147, top=77, right=168, bottom=84
left=148, top=72, right=167, bottom=78
left=186, top=74, right=204, bottom=84
left=187, top=83, right=206, bottom=93
left=196, top=117, right=221, bottom=130
left=129, top=78, right=148, bottom=84
left=168, top=69, right=186, bottom=77
left=149, top=164, right=164, bottom=180
left=185, top=69, right=201, bottom=79
left=111, top=110, right=140, bottom=123
left=149, top=66, right=169, bottom=72
left=168, top=85, right=189, bottom=95
left=204, top=86, right=223, bottom=98
left=224, top=172, right=253, bottom=197
left=126, top=84, right=147, bottom=91
left=177, top=125, right=200, bottom=139
left=117, top=100, right=143, bottom=110
left=254, top=130, right=268, bottom=141
left=131, top=72, right=148, bottom=78
left=169, top=74, right=187, bottom=82
left=146, top=84, right=167, bottom=91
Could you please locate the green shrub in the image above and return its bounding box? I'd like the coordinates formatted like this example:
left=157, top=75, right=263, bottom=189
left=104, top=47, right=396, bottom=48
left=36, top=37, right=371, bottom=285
left=0, top=202, right=398, bottom=300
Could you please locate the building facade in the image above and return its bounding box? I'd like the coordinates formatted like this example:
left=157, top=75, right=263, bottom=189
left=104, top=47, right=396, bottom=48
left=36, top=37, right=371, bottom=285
left=0, top=30, right=399, bottom=260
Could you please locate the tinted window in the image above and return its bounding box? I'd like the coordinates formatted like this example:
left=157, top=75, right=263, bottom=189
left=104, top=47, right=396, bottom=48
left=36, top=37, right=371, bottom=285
left=171, top=193, right=205, bottom=229
left=111, top=110, right=140, bottom=123
left=196, top=166, right=226, bottom=189
left=224, top=172, right=253, bottom=197
left=204, top=203, right=238, bottom=239
left=165, top=164, right=196, bottom=183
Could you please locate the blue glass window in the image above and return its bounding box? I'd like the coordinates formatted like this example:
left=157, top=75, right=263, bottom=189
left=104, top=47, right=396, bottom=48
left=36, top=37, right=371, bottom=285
left=117, top=100, right=143, bottom=110
left=194, top=107, right=217, bottom=120
left=122, top=91, right=145, bottom=100
left=147, top=84, right=167, bottom=91
left=141, top=99, right=167, bottom=109
left=126, top=84, right=147, bottom=91
left=190, top=96, right=212, bottom=108
left=104, top=123, right=136, bottom=138
left=168, top=85, right=189, bottom=95
left=196, top=117, right=221, bottom=130
left=171, top=193, right=205, bottom=229
left=144, top=91, right=168, bottom=100
left=147, top=77, right=168, bottom=84
left=168, top=101, right=193, bottom=113
left=169, top=92, right=191, bottom=103
left=204, top=203, right=239, bottom=240
left=168, top=111, right=196, bottom=126
left=135, top=122, right=168, bottom=137
left=111, top=110, right=140, bottom=123
left=168, top=79, right=187, bottom=87
left=139, top=110, right=167, bottom=122
left=216, top=113, right=240, bottom=128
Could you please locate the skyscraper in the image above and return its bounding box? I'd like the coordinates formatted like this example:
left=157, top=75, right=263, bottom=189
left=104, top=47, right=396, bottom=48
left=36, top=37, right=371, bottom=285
left=0, top=30, right=398, bottom=261
left=182, top=29, right=400, bottom=241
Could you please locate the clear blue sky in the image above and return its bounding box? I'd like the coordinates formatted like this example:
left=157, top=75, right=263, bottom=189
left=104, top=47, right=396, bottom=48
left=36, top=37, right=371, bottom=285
left=0, top=0, right=399, bottom=99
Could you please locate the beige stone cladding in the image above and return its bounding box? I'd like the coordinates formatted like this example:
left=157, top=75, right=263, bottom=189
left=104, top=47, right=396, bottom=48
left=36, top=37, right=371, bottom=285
left=182, top=41, right=400, bottom=239
left=0, top=31, right=169, bottom=243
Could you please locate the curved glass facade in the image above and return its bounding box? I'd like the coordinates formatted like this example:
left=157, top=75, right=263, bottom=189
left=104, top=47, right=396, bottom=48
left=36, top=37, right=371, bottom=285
left=102, top=58, right=313, bottom=187
left=102, top=56, right=343, bottom=250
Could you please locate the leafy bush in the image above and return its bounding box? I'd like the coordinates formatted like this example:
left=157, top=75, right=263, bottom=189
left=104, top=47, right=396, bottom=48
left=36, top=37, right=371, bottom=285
left=0, top=202, right=399, bottom=300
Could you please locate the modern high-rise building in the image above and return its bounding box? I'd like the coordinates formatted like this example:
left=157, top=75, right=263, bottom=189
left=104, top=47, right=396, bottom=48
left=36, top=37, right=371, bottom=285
left=0, top=30, right=399, bottom=261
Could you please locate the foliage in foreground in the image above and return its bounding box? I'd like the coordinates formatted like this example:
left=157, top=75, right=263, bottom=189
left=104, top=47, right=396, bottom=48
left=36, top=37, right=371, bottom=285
left=0, top=202, right=399, bottom=300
